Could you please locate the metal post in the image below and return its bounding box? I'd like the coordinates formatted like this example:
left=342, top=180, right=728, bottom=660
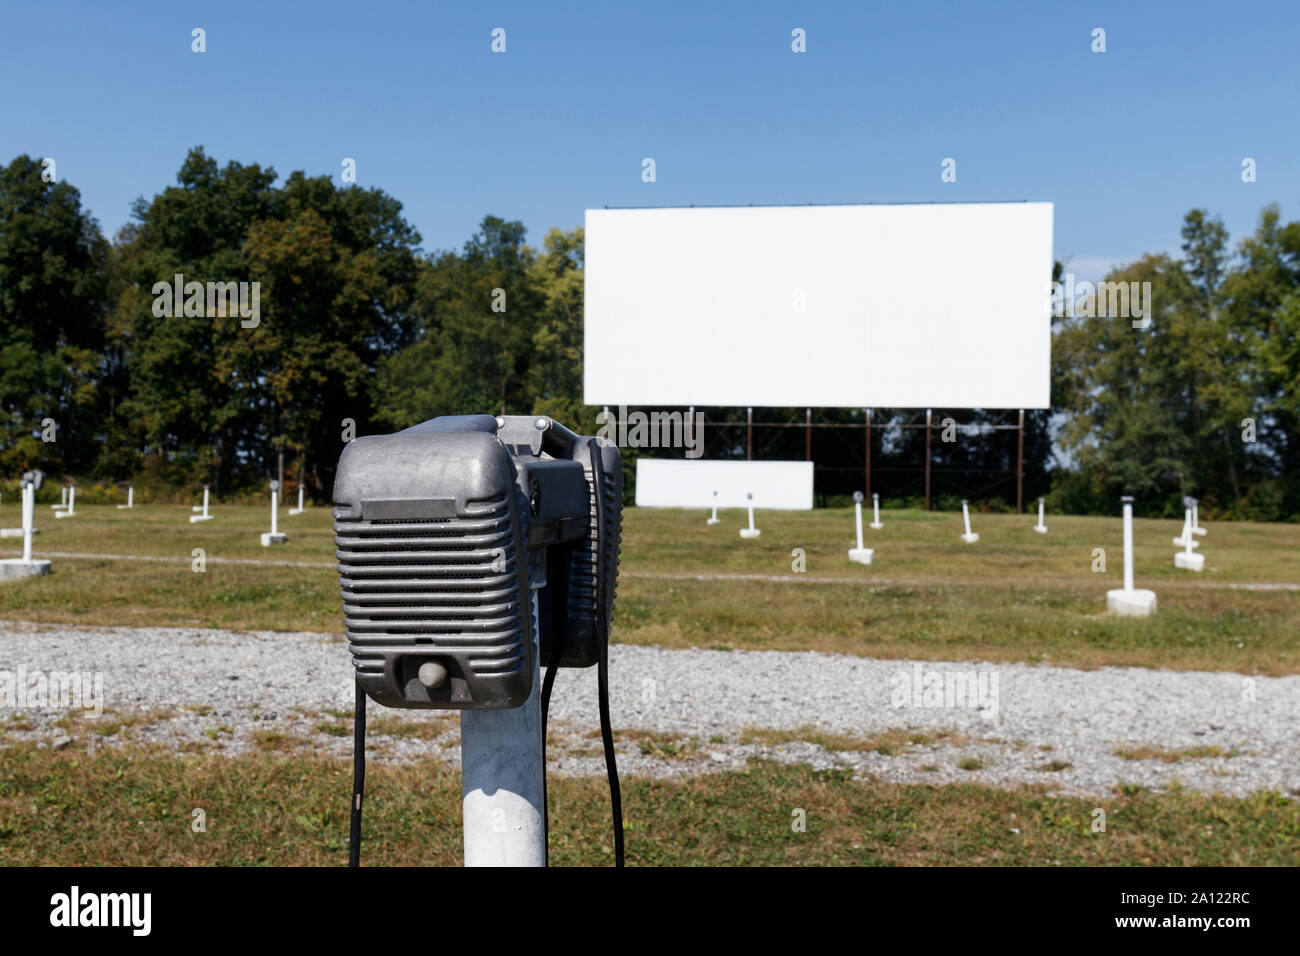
left=924, top=409, right=932, bottom=512
left=1016, top=408, right=1025, bottom=515
left=865, top=409, right=872, bottom=501
left=854, top=497, right=864, bottom=551
left=746, top=407, right=753, bottom=461
left=805, top=408, right=812, bottom=461
left=461, top=590, right=545, bottom=866
left=270, top=486, right=279, bottom=536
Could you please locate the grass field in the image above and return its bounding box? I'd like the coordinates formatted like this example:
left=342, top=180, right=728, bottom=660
left=2, top=741, right=1295, bottom=866
left=1, top=502, right=1297, bottom=673
left=2, top=502, right=1297, bottom=867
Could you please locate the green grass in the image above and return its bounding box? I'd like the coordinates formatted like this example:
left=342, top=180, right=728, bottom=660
left=0, top=742, right=1295, bottom=866
left=0, top=504, right=1296, bottom=672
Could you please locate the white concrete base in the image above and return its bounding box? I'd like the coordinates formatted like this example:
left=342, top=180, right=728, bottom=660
left=116, top=505, right=132, bottom=510
left=288, top=508, right=304, bottom=516
left=1193, top=527, right=1207, bottom=537
left=50, top=505, right=66, bottom=511
left=869, top=522, right=883, bottom=530
left=261, top=532, right=288, bottom=546
left=1172, top=535, right=1199, bottom=548
left=961, top=533, right=980, bottom=543
left=1107, top=588, right=1157, bottom=617
left=1174, top=552, right=1205, bottom=572
left=739, top=529, right=761, bottom=539
left=1033, top=525, right=1048, bottom=534
left=0, top=558, right=51, bottom=580
left=189, top=514, right=214, bottom=524
left=192, top=506, right=204, bottom=512
left=0, top=528, right=37, bottom=538
left=848, top=548, right=874, bottom=565
left=54, top=511, right=76, bottom=519
left=706, top=518, right=720, bottom=525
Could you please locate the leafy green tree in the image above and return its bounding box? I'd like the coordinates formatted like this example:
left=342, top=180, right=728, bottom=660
left=375, top=216, right=546, bottom=427
left=121, top=148, right=420, bottom=495
left=0, top=155, right=110, bottom=476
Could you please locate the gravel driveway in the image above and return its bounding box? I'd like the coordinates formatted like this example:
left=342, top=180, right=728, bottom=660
left=1, top=621, right=1295, bottom=798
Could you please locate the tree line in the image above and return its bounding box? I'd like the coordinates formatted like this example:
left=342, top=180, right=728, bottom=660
left=1, top=148, right=1296, bottom=518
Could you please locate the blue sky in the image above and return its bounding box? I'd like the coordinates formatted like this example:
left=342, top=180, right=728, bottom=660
left=2, top=0, right=1297, bottom=281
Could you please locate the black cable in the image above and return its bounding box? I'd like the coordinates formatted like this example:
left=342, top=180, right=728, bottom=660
left=597, top=635, right=624, bottom=867
left=540, top=630, right=563, bottom=868
left=588, top=441, right=625, bottom=867
left=348, top=676, right=366, bottom=868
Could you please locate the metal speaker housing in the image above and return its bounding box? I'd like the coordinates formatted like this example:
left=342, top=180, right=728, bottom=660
left=333, top=416, right=533, bottom=709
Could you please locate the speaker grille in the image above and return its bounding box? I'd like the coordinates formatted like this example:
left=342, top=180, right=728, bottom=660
left=335, top=493, right=526, bottom=678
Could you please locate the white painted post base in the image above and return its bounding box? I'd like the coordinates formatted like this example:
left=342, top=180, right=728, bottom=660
left=260, top=532, right=287, bottom=547
left=707, top=491, right=720, bottom=525
left=0, top=528, right=36, bottom=538
left=289, top=485, right=305, bottom=516
left=0, top=558, right=50, bottom=580
left=52, top=486, right=68, bottom=511
left=118, top=486, right=134, bottom=510
left=1033, top=498, right=1047, bottom=533
left=869, top=494, right=883, bottom=530
left=848, top=548, right=874, bottom=565
left=1106, top=588, right=1158, bottom=616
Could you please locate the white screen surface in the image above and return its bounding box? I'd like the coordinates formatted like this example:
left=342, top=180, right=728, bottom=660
left=635, top=459, right=814, bottom=510
left=584, top=203, right=1052, bottom=409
